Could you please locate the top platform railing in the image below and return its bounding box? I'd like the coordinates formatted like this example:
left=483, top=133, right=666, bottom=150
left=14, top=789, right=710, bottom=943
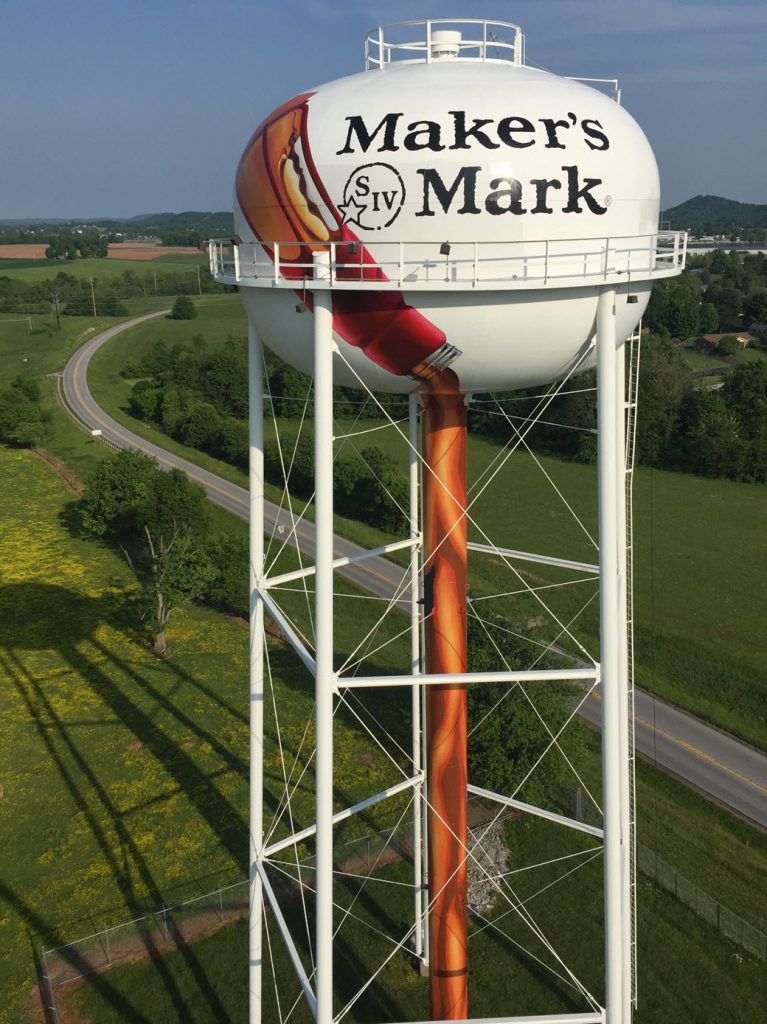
left=364, top=19, right=525, bottom=69
left=209, top=232, right=687, bottom=292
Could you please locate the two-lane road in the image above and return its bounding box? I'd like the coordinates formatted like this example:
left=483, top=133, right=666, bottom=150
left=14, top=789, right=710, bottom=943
left=62, top=312, right=409, bottom=605
left=62, top=313, right=767, bottom=829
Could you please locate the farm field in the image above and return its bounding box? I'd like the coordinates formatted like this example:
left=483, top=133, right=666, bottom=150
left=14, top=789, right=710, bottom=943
left=86, top=297, right=767, bottom=750
left=0, top=254, right=205, bottom=282
left=0, top=243, right=204, bottom=261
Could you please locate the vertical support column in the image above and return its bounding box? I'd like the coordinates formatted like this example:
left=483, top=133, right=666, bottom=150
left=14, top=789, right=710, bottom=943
left=313, top=253, right=335, bottom=1024
left=409, top=394, right=425, bottom=964
left=248, top=322, right=264, bottom=1024
left=421, top=370, right=469, bottom=1021
left=615, top=340, right=633, bottom=1021
left=597, top=286, right=625, bottom=1024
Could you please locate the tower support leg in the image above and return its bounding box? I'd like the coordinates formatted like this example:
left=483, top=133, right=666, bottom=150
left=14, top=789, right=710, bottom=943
left=409, top=394, right=426, bottom=965
left=597, top=287, right=628, bottom=1024
left=248, top=323, right=264, bottom=1024
left=313, top=257, right=335, bottom=1024
left=615, top=340, right=634, bottom=1022
left=420, top=370, right=469, bottom=1020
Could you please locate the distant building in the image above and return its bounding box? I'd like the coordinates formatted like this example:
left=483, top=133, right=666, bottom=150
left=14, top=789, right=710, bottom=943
left=693, top=332, right=754, bottom=354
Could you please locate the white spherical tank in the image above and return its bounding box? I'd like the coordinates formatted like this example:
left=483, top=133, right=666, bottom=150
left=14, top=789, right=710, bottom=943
left=229, top=20, right=671, bottom=394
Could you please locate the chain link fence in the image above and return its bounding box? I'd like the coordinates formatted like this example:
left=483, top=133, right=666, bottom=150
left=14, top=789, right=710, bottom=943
left=567, top=785, right=767, bottom=962
left=636, top=844, right=766, bottom=960
left=37, top=799, right=765, bottom=1022
left=39, top=880, right=248, bottom=1023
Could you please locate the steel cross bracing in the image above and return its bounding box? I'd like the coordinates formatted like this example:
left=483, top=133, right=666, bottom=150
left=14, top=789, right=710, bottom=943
left=246, top=258, right=637, bottom=1023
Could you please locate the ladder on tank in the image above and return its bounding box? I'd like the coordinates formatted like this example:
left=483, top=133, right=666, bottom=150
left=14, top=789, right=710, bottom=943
left=624, top=323, right=642, bottom=1009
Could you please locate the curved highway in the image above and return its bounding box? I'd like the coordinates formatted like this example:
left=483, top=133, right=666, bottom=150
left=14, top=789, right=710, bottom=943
left=62, top=313, right=767, bottom=829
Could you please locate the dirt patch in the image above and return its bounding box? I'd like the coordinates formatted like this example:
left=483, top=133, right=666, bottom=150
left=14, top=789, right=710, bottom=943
left=28, top=449, right=84, bottom=497
left=0, top=243, right=202, bottom=263
left=106, top=244, right=203, bottom=261
left=232, top=617, right=289, bottom=647
left=0, top=244, right=49, bottom=259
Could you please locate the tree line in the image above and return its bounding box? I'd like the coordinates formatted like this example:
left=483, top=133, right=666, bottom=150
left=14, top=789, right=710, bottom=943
left=125, top=336, right=410, bottom=534
left=0, top=266, right=230, bottom=316
left=646, top=249, right=767, bottom=336
left=471, top=342, right=767, bottom=483
left=125, top=319, right=767, bottom=490
left=44, top=231, right=109, bottom=260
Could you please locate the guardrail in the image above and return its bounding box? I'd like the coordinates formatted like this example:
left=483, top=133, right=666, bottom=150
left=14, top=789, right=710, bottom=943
left=209, top=231, right=687, bottom=291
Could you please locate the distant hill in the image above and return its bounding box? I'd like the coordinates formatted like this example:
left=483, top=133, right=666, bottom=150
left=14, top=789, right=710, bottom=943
left=122, top=211, right=234, bottom=232
left=0, top=211, right=234, bottom=234
left=663, top=195, right=767, bottom=234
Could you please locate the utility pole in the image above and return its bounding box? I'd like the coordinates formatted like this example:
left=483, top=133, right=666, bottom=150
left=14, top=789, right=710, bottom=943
left=153, top=271, right=158, bottom=295
left=197, top=265, right=202, bottom=295
left=90, top=278, right=97, bottom=317
left=51, top=293, right=61, bottom=330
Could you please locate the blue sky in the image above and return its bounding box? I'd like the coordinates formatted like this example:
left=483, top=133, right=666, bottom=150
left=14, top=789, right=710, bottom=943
left=1, top=0, right=764, bottom=218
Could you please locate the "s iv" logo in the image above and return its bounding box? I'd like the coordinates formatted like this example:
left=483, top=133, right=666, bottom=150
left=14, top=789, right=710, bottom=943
left=339, top=163, right=406, bottom=230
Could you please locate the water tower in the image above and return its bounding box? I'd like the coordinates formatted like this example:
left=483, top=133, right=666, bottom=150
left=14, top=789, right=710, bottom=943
left=210, top=18, right=685, bottom=1024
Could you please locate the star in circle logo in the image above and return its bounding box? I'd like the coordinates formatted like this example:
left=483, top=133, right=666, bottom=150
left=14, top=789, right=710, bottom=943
left=338, top=163, right=406, bottom=231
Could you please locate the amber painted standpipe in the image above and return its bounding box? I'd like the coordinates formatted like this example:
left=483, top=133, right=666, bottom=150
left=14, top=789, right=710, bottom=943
left=420, top=369, right=469, bottom=1020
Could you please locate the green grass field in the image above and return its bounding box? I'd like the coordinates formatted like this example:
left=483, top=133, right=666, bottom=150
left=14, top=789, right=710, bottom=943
left=0, top=254, right=206, bottom=282
left=2, top=305, right=767, bottom=1023
left=0, top=443, right=417, bottom=1024
left=85, top=299, right=767, bottom=749
left=679, top=346, right=730, bottom=371
left=64, top=809, right=767, bottom=1024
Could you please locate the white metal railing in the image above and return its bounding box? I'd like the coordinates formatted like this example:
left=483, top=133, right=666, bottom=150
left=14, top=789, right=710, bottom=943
left=565, top=76, right=621, bottom=103
left=209, top=232, right=687, bottom=291
left=364, top=19, right=524, bottom=69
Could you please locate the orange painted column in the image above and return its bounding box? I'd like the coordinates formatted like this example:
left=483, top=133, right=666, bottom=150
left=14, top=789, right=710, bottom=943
left=420, top=369, right=469, bottom=1021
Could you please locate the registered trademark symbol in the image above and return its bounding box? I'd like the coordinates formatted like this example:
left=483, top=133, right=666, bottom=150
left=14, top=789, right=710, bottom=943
left=605, top=195, right=612, bottom=206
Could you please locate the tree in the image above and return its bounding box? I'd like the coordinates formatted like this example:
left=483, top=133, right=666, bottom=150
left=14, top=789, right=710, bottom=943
left=467, top=615, right=586, bottom=806
left=80, top=450, right=211, bottom=650
left=352, top=446, right=408, bottom=535
left=674, top=390, right=747, bottom=479
left=723, top=361, right=767, bottom=439
left=706, top=284, right=743, bottom=332
left=128, top=379, right=161, bottom=420
left=698, top=302, right=719, bottom=334
left=716, top=335, right=739, bottom=356
left=177, top=400, right=222, bottom=448
left=169, top=294, right=197, bottom=320
left=130, top=526, right=214, bottom=653
left=744, top=290, right=767, bottom=326
left=201, top=342, right=248, bottom=417
left=0, top=378, right=48, bottom=448
left=203, top=531, right=248, bottom=614
left=100, top=294, right=129, bottom=317
left=635, top=335, right=690, bottom=466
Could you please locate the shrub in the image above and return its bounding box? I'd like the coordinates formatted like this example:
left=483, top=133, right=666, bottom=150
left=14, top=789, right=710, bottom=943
left=717, top=335, right=739, bottom=356
left=168, top=295, right=197, bottom=320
